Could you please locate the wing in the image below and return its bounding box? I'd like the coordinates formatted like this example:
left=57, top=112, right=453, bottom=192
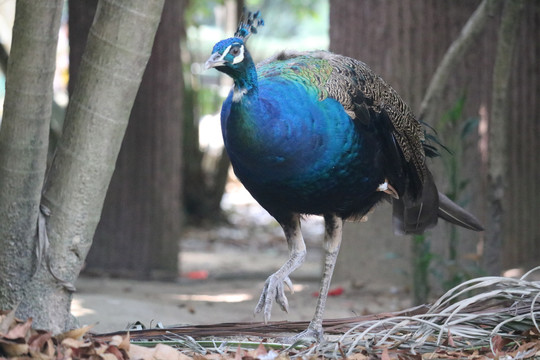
left=260, top=50, right=428, bottom=192
left=258, top=50, right=439, bottom=234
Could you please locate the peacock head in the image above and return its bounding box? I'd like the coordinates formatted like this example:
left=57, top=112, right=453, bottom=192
left=205, top=10, right=264, bottom=80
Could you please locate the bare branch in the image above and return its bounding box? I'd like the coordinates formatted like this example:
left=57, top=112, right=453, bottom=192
left=418, top=0, right=500, bottom=121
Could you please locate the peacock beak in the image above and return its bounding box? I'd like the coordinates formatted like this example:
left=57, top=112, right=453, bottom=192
left=205, top=52, right=226, bottom=70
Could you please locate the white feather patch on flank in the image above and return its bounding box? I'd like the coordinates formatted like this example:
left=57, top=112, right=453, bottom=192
left=232, top=87, right=247, bottom=102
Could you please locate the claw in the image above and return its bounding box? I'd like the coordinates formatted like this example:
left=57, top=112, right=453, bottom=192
left=276, top=282, right=289, bottom=313
left=284, top=276, right=294, bottom=293
left=253, top=273, right=295, bottom=322
left=278, top=325, right=323, bottom=344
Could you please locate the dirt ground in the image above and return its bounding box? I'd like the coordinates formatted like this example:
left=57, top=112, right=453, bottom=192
left=72, top=189, right=411, bottom=334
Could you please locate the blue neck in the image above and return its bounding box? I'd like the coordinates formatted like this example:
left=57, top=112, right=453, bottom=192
left=232, top=52, right=258, bottom=100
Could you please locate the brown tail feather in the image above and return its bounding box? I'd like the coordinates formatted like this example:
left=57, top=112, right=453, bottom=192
left=392, top=170, right=484, bottom=235
left=437, top=192, right=484, bottom=231
left=392, top=170, right=439, bottom=235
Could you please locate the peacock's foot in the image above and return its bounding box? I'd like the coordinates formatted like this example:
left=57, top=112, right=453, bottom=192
left=278, top=324, right=324, bottom=345
left=254, top=273, right=294, bottom=322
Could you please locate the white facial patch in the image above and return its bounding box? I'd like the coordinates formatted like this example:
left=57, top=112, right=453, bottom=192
left=219, top=44, right=245, bottom=65
left=217, top=45, right=231, bottom=62
left=231, top=45, right=244, bottom=64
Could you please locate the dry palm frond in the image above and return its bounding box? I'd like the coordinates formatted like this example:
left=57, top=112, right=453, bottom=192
left=304, top=267, right=540, bottom=358
left=93, top=267, right=540, bottom=358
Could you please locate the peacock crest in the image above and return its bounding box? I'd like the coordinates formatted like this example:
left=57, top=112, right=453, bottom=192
left=234, top=9, right=264, bottom=41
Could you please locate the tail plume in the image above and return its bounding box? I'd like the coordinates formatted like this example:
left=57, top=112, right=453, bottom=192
left=437, top=192, right=484, bottom=231
left=392, top=170, right=484, bottom=235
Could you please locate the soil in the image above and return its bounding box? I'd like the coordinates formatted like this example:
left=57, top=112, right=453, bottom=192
left=73, top=187, right=411, bottom=334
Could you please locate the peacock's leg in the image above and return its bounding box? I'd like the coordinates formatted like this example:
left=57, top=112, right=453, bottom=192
left=254, top=213, right=306, bottom=323
left=283, top=214, right=343, bottom=343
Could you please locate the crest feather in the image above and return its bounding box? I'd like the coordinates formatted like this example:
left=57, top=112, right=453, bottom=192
left=234, top=9, right=264, bottom=42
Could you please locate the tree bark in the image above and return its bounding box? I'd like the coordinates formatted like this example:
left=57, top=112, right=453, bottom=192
left=418, top=0, right=498, bottom=121
left=86, top=0, right=184, bottom=279
left=502, top=1, right=540, bottom=270
left=0, top=0, right=63, bottom=312
left=19, top=0, right=165, bottom=333
left=484, top=0, right=524, bottom=275
left=67, top=0, right=98, bottom=97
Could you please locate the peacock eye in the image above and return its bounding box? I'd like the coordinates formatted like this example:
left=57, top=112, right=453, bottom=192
left=230, top=46, right=241, bottom=56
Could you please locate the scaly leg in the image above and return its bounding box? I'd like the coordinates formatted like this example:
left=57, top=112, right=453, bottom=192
left=284, top=214, right=343, bottom=343
left=254, top=213, right=306, bottom=323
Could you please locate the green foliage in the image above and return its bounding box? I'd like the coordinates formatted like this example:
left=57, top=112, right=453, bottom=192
left=412, top=95, right=483, bottom=303
left=437, top=94, right=482, bottom=290
left=185, top=0, right=223, bottom=28
left=185, top=0, right=325, bottom=32
left=411, top=234, right=432, bottom=305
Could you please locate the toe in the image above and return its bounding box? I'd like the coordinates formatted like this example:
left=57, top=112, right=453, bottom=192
left=254, top=273, right=294, bottom=322
left=284, top=276, right=294, bottom=293
left=275, top=282, right=289, bottom=312
left=279, top=325, right=324, bottom=344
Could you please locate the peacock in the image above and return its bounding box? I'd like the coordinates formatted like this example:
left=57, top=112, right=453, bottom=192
left=205, top=10, right=483, bottom=342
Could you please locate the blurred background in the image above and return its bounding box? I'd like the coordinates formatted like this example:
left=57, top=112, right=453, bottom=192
left=0, top=0, right=538, bottom=332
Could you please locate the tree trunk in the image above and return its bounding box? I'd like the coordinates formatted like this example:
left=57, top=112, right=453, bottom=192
left=485, top=0, right=524, bottom=275
left=67, top=0, right=98, bottom=97
left=182, top=87, right=230, bottom=225
left=500, top=2, right=540, bottom=271
left=0, top=0, right=63, bottom=312
left=86, top=0, right=185, bottom=279
left=182, top=0, right=249, bottom=225
left=23, top=0, right=164, bottom=332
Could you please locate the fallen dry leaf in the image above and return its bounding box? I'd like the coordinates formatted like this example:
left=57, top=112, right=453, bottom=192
left=56, top=323, right=94, bottom=342
left=346, top=353, right=369, bottom=360
left=254, top=342, right=267, bottom=357
left=0, top=341, right=29, bottom=357
left=0, top=308, right=18, bottom=335
left=106, top=343, right=127, bottom=360
left=381, top=347, right=391, bottom=360
left=127, top=342, right=190, bottom=360
left=28, top=330, right=54, bottom=359
left=192, top=352, right=208, bottom=360
left=109, top=333, right=131, bottom=351
left=127, top=343, right=155, bottom=360
left=2, top=318, right=32, bottom=342
left=205, top=354, right=232, bottom=360
left=28, top=330, right=52, bottom=350
left=61, top=336, right=91, bottom=349
left=102, top=353, right=121, bottom=360
left=154, top=343, right=192, bottom=360
left=447, top=329, right=455, bottom=347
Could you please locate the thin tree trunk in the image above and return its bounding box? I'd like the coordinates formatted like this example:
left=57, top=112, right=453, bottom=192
left=18, top=0, right=165, bottom=333
left=503, top=2, right=540, bottom=270
left=0, top=0, right=63, bottom=312
left=484, top=0, right=523, bottom=275
left=87, top=0, right=184, bottom=279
